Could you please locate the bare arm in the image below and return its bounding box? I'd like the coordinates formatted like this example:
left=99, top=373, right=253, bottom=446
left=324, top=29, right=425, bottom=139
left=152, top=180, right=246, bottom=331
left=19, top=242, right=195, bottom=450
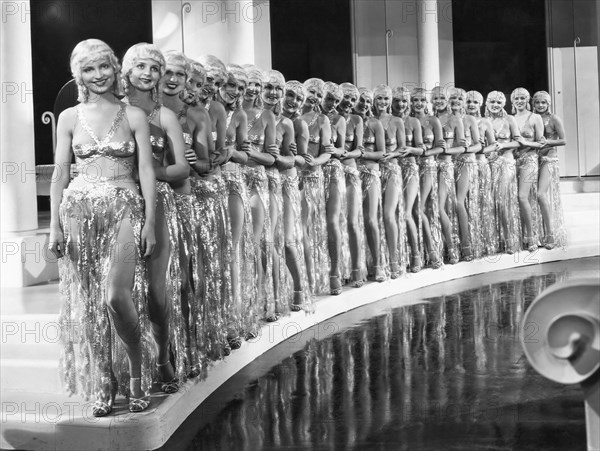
left=48, top=108, right=75, bottom=258
left=248, top=111, right=277, bottom=166
left=466, top=116, right=482, bottom=153
left=128, top=105, right=156, bottom=257
left=362, top=119, right=386, bottom=161
left=446, top=116, right=466, bottom=155
left=294, top=118, right=309, bottom=168
left=543, top=115, right=567, bottom=148
left=425, top=116, right=445, bottom=157
left=313, top=115, right=333, bottom=165
left=154, top=107, right=189, bottom=182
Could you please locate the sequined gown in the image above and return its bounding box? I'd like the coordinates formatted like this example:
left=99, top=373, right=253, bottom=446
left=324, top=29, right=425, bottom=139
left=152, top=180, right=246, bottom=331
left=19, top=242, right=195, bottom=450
left=244, top=109, right=276, bottom=317
left=437, top=113, right=460, bottom=260
left=418, top=116, right=444, bottom=265
left=490, top=115, right=521, bottom=253
left=515, top=112, right=542, bottom=247
left=221, top=109, right=259, bottom=337
left=399, top=121, right=424, bottom=263
left=342, top=114, right=368, bottom=283
left=323, top=110, right=350, bottom=282
left=454, top=118, right=482, bottom=258
left=58, top=104, right=154, bottom=398
left=538, top=113, right=567, bottom=248
left=378, top=115, right=408, bottom=274
left=300, top=111, right=330, bottom=295
left=358, top=117, right=389, bottom=278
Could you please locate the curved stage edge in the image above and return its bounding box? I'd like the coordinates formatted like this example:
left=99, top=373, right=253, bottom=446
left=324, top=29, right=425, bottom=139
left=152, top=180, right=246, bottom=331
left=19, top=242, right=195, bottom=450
left=1, top=244, right=599, bottom=451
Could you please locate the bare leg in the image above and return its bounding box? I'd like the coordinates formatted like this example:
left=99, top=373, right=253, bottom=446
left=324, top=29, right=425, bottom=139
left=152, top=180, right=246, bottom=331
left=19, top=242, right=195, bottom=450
left=301, top=195, right=315, bottom=292
left=363, top=178, right=383, bottom=281
left=106, top=215, right=144, bottom=399
left=326, top=179, right=342, bottom=293
left=404, top=174, right=421, bottom=270
left=438, top=172, right=455, bottom=262
left=420, top=170, right=440, bottom=266
left=518, top=166, right=536, bottom=250
left=456, top=166, right=471, bottom=260
left=229, top=193, right=244, bottom=319
left=250, top=188, right=267, bottom=313
left=537, top=161, right=553, bottom=246
left=269, top=188, right=281, bottom=303
left=346, top=176, right=362, bottom=285
left=382, top=174, right=401, bottom=276
left=146, top=200, right=175, bottom=382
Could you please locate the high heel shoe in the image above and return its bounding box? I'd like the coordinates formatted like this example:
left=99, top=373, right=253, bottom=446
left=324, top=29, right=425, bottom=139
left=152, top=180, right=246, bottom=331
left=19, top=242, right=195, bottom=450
left=374, top=266, right=386, bottom=282
left=290, top=291, right=303, bottom=311
left=157, top=361, right=179, bottom=394
left=410, top=254, right=422, bottom=273
left=448, top=247, right=459, bottom=265
left=91, top=375, right=117, bottom=417
left=390, top=261, right=400, bottom=279
left=128, top=377, right=150, bottom=413
left=350, top=269, right=364, bottom=288
left=227, top=335, right=242, bottom=350
left=330, top=275, right=342, bottom=295
left=544, top=234, right=555, bottom=250
left=461, top=245, right=473, bottom=262
left=524, top=236, right=538, bottom=252
left=429, top=251, right=442, bottom=269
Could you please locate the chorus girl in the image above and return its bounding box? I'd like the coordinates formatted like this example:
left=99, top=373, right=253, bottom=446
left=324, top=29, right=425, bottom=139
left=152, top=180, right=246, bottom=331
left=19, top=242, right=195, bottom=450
left=300, top=78, right=334, bottom=294
left=532, top=90, right=567, bottom=249
left=410, top=87, right=444, bottom=268
left=162, top=51, right=232, bottom=361
left=431, top=86, right=465, bottom=264
left=485, top=91, right=521, bottom=253
left=511, top=87, right=545, bottom=251
left=281, top=80, right=315, bottom=307
left=448, top=88, right=482, bottom=261
left=121, top=43, right=189, bottom=387
left=261, top=69, right=293, bottom=312
left=50, top=39, right=156, bottom=415
left=195, top=55, right=228, bottom=153
left=391, top=87, right=425, bottom=272
left=216, top=64, right=259, bottom=345
left=337, top=83, right=368, bottom=286
left=321, top=81, right=349, bottom=294
left=373, top=84, right=408, bottom=277
left=263, top=72, right=311, bottom=310
left=354, top=87, right=389, bottom=281
left=465, top=90, right=498, bottom=256
left=242, top=66, right=279, bottom=320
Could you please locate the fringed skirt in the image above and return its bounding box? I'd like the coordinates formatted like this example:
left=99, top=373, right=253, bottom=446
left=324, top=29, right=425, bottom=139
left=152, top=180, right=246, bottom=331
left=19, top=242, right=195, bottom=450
left=490, top=155, right=521, bottom=253
left=344, top=165, right=368, bottom=283
left=223, top=163, right=259, bottom=337
left=323, top=159, right=350, bottom=280
left=282, top=172, right=313, bottom=311
left=154, top=182, right=186, bottom=380
left=400, top=158, right=423, bottom=262
left=358, top=163, right=389, bottom=278
left=300, top=168, right=329, bottom=295
left=380, top=159, right=408, bottom=273
left=172, top=190, right=203, bottom=376
left=267, top=167, right=289, bottom=317
left=477, top=155, right=497, bottom=256
left=455, top=154, right=482, bottom=258
left=438, top=159, right=460, bottom=257
left=58, top=180, right=153, bottom=399
left=419, top=157, right=444, bottom=265
left=516, top=153, right=542, bottom=246
left=244, top=166, right=275, bottom=318
left=191, top=176, right=233, bottom=360
left=539, top=156, right=567, bottom=248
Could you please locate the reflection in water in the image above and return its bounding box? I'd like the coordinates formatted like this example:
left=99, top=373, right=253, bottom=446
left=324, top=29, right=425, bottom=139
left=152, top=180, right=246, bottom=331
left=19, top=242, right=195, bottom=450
left=185, top=269, right=589, bottom=450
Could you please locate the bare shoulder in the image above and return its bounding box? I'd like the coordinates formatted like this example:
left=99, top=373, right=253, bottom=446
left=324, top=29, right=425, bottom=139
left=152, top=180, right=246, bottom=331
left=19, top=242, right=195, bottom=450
left=124, top=103, right=146, bottom=123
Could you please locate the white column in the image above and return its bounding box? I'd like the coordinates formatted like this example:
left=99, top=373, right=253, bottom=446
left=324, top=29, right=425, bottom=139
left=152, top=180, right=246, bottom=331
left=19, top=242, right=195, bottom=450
left=416, top=0, right=440, bottom=91
left=1, top=0, right=38, bottom=233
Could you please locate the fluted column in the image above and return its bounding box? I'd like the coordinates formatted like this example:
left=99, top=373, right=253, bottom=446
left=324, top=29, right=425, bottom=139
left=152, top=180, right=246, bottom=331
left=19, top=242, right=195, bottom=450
left=416, top=0, right=440, bottom=90
left=1, top=0, right=38, bottom=233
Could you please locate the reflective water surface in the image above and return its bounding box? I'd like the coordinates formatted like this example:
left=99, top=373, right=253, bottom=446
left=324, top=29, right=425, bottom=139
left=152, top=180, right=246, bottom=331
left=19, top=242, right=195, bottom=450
left=164, top=258, right=598, bottom=451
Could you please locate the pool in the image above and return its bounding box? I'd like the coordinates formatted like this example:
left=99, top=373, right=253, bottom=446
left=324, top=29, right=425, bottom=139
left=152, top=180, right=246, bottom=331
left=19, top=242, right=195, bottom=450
left=162, top=257, right=598, bottom=450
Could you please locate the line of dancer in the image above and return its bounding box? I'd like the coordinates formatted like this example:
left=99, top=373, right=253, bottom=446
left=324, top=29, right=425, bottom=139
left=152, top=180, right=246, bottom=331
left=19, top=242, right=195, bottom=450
left=48, top=39, right=567, bottom=417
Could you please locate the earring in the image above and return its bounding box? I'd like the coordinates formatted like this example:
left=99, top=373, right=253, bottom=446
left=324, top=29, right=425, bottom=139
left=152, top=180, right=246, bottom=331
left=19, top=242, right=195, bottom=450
left=122, top=77, right=129, bottom=95
left=152, top=86, right=159, bottom=103
left=77, top=82, right=89, bottom=103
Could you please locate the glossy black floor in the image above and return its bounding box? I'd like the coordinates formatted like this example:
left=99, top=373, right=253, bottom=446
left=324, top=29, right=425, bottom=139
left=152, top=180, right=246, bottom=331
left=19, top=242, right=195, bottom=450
left=162, top=257, right=599, bottom=451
